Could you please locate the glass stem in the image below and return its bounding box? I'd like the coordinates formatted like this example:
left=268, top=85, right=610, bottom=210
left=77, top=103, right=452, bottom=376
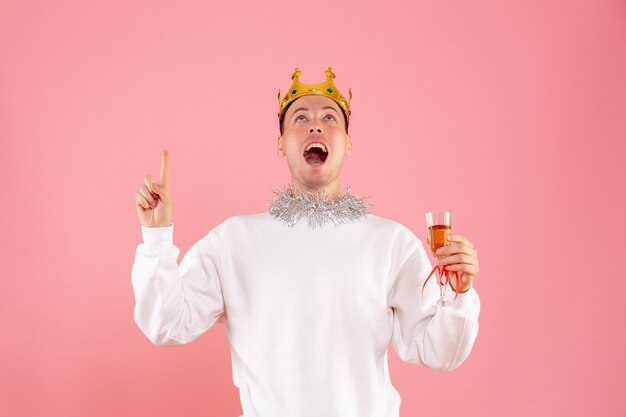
left=438, top=266, right=445, bottom=301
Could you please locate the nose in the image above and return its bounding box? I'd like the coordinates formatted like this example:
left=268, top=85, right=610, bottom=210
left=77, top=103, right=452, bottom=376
left=309, top=127, right=322, bottom=134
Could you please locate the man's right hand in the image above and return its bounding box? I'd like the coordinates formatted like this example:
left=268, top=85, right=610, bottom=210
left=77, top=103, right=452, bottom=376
left=135, top=149, right=173, bottom=227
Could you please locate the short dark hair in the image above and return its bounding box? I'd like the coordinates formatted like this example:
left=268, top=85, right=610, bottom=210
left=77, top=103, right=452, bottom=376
left=279, top=99, right=349, bottom=135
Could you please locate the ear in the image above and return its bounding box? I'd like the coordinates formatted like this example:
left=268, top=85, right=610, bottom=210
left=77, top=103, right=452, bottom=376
left=277, top=136, right=285, bottom=157
left=345, top=134, right=352, bottom=156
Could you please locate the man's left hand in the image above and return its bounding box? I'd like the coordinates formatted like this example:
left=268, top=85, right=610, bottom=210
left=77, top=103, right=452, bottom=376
left=435, top=234, right=479, bottom=292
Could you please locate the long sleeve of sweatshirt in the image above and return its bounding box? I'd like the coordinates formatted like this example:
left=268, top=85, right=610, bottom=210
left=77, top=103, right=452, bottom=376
left=131, top=224, right=226, bottom=346
left=387, top=234, right=481, bottom=372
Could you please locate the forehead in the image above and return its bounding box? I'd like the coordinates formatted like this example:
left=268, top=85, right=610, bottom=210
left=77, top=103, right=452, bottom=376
left=285, top=95, right=341, bottom=116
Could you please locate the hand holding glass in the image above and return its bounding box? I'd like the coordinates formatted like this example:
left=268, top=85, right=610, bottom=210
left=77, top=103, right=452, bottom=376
left=422, top=211, right=461, bottom=307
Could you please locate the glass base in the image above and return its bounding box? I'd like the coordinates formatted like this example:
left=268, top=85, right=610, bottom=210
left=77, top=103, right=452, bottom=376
left=436, top=296, right=452, bottom=307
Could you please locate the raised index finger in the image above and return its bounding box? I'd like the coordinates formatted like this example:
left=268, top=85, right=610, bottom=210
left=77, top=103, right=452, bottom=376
left=160, top=149, right=170, bottom=187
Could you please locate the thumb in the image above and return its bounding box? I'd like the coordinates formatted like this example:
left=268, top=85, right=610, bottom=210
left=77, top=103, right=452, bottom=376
left=152, top=182, right=171, bottom=204
left=151, top=182, right=161, bottom=194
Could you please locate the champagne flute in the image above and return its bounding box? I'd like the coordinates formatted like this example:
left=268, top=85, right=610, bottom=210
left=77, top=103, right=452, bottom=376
left=424, top=211, right=458, bottom=307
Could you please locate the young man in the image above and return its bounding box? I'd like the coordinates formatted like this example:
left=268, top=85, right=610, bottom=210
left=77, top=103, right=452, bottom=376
left=132, top=68, right=480, bottom=417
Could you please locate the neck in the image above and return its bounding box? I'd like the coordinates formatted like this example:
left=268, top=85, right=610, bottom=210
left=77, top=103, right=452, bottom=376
left=289, top=182, right=341, bottom=202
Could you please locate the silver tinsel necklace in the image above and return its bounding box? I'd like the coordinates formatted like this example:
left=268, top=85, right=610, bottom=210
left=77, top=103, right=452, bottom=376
left=268, top=185, right=372, bottom=229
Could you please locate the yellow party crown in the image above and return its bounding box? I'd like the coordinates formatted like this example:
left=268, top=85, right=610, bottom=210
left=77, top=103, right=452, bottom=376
left=277, top=67, right=352, bottom=131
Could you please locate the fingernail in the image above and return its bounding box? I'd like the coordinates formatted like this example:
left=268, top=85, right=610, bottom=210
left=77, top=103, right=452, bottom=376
left=447, top=234, right=452, bottom=240
left=436, top=248, right=443, bottom=254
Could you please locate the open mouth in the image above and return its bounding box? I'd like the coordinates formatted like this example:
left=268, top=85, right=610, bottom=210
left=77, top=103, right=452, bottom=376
left=303, top=143, right=329, bottom=166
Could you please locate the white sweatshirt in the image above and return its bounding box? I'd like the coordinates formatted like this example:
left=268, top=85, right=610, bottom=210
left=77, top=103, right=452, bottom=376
left=131, top=212, right=480, bottom=417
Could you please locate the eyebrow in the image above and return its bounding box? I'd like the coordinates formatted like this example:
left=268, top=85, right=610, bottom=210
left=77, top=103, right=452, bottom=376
left=292, top=106, right=340, bottom=116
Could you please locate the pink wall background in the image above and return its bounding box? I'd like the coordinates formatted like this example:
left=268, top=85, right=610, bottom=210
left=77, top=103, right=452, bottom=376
left=2, top=0, right=625, bottom=416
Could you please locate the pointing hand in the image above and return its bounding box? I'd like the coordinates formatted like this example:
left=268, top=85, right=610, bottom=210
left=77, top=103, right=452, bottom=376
left=135, top=150, right=173, bottom=227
